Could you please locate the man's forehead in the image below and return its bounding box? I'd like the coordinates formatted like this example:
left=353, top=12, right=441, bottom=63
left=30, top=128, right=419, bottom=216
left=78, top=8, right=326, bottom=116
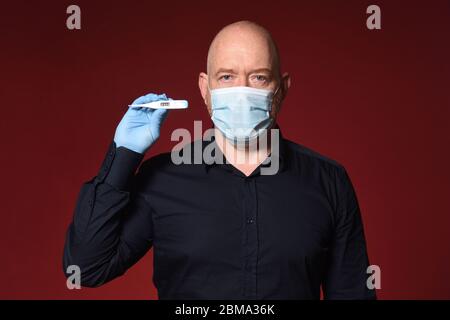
left=209, top=41, right=274, bottom=73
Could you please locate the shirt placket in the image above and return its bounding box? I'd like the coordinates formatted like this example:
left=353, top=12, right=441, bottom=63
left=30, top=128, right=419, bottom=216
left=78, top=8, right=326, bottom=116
left=241, top=176, right=259, bottom=299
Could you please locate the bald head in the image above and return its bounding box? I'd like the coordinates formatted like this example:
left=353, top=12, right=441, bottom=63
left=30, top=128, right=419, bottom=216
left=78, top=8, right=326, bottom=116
left=207, top=21, right=280, bottom=76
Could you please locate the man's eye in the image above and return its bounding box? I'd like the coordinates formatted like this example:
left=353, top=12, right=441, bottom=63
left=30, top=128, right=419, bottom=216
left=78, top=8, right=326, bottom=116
left=220, top=75, right=232, bottom=81
left=255, top=75, right=267, bottom=82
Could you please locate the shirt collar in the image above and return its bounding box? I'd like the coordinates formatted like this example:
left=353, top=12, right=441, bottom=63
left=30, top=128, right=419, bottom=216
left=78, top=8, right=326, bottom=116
left=202, top=125, right=288, bottom=177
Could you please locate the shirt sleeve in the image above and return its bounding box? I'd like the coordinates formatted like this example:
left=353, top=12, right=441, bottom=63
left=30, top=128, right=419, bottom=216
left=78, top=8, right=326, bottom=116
left=62, top=141, right=154, bottom=287
left=322, top=167, right=377, bottom=300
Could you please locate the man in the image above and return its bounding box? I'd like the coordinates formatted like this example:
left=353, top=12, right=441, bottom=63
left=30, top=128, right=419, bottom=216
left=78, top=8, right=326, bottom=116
left=63, top=21, right=375, bottom=299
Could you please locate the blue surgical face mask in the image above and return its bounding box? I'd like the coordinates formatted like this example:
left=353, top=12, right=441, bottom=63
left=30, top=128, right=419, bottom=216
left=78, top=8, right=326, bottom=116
left=209, top=85, right=278, bottom=144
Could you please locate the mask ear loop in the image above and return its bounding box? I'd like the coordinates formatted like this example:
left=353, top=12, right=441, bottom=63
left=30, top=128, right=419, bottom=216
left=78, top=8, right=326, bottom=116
left=266, top=85, right=281, bottom=132
left=272, top=86, right=281, bottom=108
left=268, top=85, right=282, bottom=113
left=206, top=80, right=218, bottom=134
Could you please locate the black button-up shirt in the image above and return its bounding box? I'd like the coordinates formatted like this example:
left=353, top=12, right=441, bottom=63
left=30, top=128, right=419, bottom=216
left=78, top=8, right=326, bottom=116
left=63, top=131, right=375, bottom=300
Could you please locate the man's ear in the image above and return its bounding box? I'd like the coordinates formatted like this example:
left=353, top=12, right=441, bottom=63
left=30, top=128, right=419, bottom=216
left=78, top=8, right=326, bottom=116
left=280, top=72, right=291, bottom=101
left=198, top=72, right=211, bottom=114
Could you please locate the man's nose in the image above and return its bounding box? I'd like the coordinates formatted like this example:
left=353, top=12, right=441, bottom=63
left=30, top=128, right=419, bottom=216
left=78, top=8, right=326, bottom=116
left=236, top=77, right=250, bottom=87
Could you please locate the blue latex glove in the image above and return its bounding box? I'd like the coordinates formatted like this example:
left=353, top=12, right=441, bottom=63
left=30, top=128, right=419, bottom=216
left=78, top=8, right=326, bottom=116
left=114, top=93, right=169, bottom=154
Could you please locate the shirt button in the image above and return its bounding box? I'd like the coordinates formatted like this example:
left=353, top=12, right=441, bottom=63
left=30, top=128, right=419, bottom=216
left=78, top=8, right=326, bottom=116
left=247, top=218, right=254, bottom=224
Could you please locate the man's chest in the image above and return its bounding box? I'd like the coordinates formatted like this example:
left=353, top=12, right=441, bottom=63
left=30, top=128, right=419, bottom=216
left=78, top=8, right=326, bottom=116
left=148, top=174, right=335, bottom=263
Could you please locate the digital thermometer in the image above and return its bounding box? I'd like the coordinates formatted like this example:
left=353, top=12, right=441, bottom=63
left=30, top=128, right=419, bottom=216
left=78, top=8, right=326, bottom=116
left=128, top=100, right=188, bottom=109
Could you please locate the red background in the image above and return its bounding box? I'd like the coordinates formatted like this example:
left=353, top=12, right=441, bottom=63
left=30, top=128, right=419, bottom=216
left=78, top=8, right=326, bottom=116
left=0, top=0, right=449, bottom=299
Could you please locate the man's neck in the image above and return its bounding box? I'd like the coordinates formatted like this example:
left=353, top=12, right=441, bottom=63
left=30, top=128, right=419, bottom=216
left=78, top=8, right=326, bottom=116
left=214, top=128, right=271, bottom=177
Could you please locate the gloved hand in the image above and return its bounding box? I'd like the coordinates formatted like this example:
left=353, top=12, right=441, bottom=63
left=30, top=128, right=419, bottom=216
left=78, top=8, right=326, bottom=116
left=114, top=93, right=169, bottom=154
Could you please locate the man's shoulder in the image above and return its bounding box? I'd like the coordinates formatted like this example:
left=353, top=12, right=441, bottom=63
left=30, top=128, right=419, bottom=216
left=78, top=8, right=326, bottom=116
left=138, top=150, right=179, bottom=173
left=138, top=141, right=205, bottom=174
left=283, top=138, right=346, bottom=173
left=140, top=151, right=172, bottom=169
left=282, top=138, right=355, bottom=195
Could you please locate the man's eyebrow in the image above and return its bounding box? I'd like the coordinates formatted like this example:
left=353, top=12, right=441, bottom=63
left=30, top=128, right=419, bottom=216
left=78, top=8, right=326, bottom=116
left=250, top=68, right=272, bottom=74
left=215, top=68, right=236, bottom=76
left=214, top=68, right=273, bottom=76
